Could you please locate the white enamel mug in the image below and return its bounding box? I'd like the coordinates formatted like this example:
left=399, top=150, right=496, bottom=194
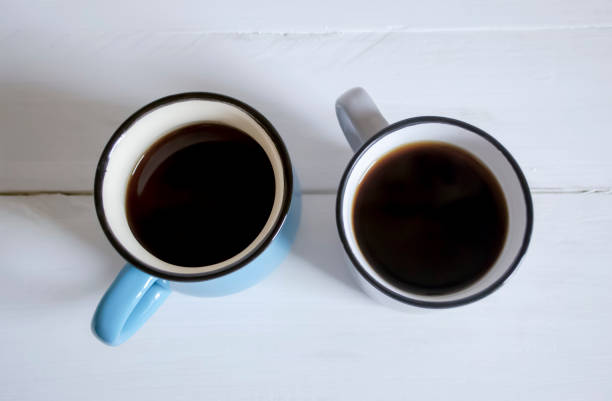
left=335, top=88, right=533, bottom=308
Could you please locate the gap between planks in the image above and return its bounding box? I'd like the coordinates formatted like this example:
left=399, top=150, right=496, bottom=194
left=0, top=188, right=610, bottom=197
left=12, top=24, right=612, bottom=39
left=125, top=24, right=612, bottom=35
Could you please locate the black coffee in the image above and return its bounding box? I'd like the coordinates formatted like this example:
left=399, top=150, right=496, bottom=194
left=126, top=123, right=275, bottom=267
left=352, top=141, right=508, bottom=294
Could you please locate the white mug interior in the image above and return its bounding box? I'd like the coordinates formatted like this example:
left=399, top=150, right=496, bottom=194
left=340, top=121, right=531, bottom=304
left=99, top=98, right=286, bottom=277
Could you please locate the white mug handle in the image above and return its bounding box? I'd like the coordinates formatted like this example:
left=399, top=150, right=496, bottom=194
left=335, top=87, right=389, bottom=152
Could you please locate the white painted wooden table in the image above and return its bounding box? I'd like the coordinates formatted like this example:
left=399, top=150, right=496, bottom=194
left=1, top=2, right=611, bottom=400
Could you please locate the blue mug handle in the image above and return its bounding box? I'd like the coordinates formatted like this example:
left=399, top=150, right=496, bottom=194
left=92, top=264, right=171, bottom=346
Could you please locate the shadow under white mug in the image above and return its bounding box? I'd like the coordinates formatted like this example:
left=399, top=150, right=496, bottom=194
left=335, top=88, right=533, bottom=308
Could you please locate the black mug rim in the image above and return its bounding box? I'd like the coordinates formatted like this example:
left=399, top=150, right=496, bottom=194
left=336, top=116, right=534, bottom=308
left=94, top=92, right=293, bottom=282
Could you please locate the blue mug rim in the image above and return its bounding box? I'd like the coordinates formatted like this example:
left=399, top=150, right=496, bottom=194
left=336, top=116, right=534, bottom=308
left=94, top=92, right=293, bottom=282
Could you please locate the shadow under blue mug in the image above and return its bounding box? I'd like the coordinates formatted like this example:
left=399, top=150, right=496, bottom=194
left=92, top=93, right=300, bottom=346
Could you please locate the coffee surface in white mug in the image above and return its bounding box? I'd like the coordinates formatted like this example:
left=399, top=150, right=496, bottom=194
left=352, top=141, right=508, bottom=295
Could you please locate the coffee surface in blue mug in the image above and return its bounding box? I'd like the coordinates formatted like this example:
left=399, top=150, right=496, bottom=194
left=126, top=122, right=275, bottom=267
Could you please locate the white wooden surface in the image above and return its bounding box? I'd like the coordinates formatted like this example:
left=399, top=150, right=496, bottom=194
left=2, top=2, right=612, bottom=191
left=5, top=0, right=612, bottom=32
left=1, top=194, right=611, bottom=400
left=1, top=1, right=612, bottom=400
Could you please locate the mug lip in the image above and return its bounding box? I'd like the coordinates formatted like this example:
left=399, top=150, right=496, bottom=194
left=336, top=116, right=534, bottom=308
left=94, top=92, right=293, bottom=282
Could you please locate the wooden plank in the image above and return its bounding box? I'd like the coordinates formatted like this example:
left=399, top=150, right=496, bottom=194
left=3, top=0, right=612, bottom=32
left=1, top=29, right=612, bottom=191
left=0, top=193, right=610, bottom=400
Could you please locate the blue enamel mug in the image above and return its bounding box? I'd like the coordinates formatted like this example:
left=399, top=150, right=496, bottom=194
left=92, top=93, right=300, bottom=346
